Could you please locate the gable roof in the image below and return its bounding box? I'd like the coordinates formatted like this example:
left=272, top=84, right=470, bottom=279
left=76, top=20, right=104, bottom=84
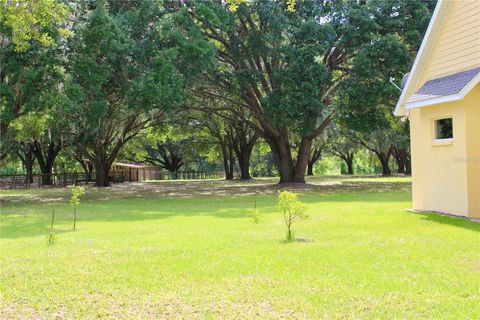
left=394, top=0, right=450, bottom=116
left=405, top=67, right=480, bottom=109
left=114, top=162, right=159, bottom=169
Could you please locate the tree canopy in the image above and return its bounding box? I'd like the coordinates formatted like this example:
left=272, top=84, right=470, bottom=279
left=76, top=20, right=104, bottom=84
left=172, top=0, right=432, bottom=182
left=1, top=0, right=434, bottom=185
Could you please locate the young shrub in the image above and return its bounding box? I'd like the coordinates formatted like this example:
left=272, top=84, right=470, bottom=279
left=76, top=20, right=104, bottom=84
left=69, top=185, right=85, bottom=230
left=252, top=208, right=261, bottom=224
left=47, top=209, right=56, bottom=245
left=278, top=191, right=308, bottom=241
left=252, top=200, right=260, bottom=223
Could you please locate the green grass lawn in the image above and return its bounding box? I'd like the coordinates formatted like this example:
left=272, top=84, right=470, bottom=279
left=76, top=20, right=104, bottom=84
left=1, top=176, right=479, bottom=319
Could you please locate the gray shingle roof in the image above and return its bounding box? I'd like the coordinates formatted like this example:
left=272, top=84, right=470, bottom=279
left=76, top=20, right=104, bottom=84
left=406, top=67, right=480, bottom=104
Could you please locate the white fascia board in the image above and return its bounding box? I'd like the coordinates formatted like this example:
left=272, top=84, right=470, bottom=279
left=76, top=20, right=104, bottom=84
left=393, top=0, right=447, bottom=117
left=459, top=72, right=480, bottom=96
left=405, top=94, right=462, bottom=109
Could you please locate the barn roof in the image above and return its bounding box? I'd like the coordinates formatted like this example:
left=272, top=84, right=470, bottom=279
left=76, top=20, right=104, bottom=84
left=114, top=162, right=159, bottom=169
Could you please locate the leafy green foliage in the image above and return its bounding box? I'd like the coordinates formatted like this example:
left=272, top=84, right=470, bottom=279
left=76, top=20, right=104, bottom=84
left=1, top=0, right=432, bottom=182
left=278, top=191, right=308, bottom=240
left=0, top=13, right=68, bottom=151
left=69, top=185, right=85, bottom=207
left=337, top=2, right=432, bottom=134
left=1, top=0, right=71, bottom=52
left=69, top=185, right=85, bottom=230
left=65, top=1, right=213, bottom=185
left=175, top=0, right=432, bottom=182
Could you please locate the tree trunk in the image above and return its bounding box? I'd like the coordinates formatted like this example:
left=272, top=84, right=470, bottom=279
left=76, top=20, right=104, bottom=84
left=395, top=155, right=405, bottom=174
left=264, top=134, right=295, bottom=183
left=229, top=129, right=258, bottom=180
left=87, top=136, right=131, bottom=187
left=307, top=146, right=322, bottom=176
left=41, top=167, right=53, bottom=185
left=85, top=162, right=93, bottom=182
left=221, top=142, right=234, bottom=180
left=377, top=153, right=391, bottom=176
left=293, top=137, right=312, bottom=183
left=345, top=154, right=354, bottom=175
left=33, top=141, right=61, bottom=185
left=405, top=156, right=412, bottom=175
left=94, top=160, right=110, bottom=187
left=17, top=143, right=35, bottom=184
left=228, top=144, right=234, bottom=179
left=77, top=157, right=93, bottom=183
left=392, top=147, right=405, bottom=174
left=307, top=162, right=314, bottom=176
left=392, top=147, right=411, bottom=175
left=238, top=150, right=252, bottom=180
left=25, top=150, right=34, bottom=184
left=265, top=134, right=312, bottom=183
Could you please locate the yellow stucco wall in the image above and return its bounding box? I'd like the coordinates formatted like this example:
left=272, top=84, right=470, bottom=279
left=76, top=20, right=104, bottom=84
left=409, top=85, right=479, bottom=218
left=465, top=86, right=480, bottom=218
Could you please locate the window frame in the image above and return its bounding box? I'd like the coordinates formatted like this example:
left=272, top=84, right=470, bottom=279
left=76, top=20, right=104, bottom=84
left=432, top=116, right=454, bottom=144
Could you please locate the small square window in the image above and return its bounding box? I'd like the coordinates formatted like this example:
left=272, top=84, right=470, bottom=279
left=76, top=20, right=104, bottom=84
left=435, top=118, right=453, bottom=140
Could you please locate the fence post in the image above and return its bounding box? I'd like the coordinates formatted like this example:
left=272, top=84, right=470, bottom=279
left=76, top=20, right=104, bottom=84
left=74, top=171, right=78, bottom=185
left=11, top=174, right=16, bottom=190
left=63, top=171, right=67, bottom=187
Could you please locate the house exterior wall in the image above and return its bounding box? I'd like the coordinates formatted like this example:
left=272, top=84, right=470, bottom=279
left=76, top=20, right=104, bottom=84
left=397, top=0, right=480, bottom=218
left=399, top=1, right=480, bottom=113
left=409, top=86, right=480, bottom=217
left=422, top=0, right=480, bottom=82
left=465, top=86, right=480, bottom=218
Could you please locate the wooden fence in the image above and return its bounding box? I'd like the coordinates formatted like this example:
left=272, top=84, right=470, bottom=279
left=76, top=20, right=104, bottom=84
left=0, top=172, right=90, bottom=189
left=0, top=170, right=222, bottom=189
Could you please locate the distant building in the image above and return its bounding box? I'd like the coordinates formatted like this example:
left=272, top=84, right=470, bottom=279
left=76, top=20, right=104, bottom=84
left=395, top=0, right=479, bottom=218
left=110, top=163, right=162, bottom=182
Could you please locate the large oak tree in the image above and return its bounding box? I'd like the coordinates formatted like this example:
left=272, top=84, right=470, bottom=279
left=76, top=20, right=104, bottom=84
left=66, top=1, right=213, bottom=186
left=175, top=0, right=430, bottom=183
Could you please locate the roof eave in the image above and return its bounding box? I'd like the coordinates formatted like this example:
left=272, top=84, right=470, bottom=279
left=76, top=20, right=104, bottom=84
left=404, top=73, right=480, bottom=110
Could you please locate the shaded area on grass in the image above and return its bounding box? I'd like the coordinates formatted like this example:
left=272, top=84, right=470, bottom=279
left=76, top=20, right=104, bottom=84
left=416, top=212, right=480, bottom=233
left=0, top=175, right=412, bottom=204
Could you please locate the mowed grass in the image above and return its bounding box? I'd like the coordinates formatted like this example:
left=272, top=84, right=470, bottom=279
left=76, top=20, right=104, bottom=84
left=1, top=177, right=479, bottom=319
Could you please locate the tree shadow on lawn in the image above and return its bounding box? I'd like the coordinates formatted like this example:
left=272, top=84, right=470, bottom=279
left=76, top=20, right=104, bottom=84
left=0, top=179, right=411, bottom=205
left=1, top=186, right=414, bottom=240
left=0, top=221, right=75, bottom=240
left=416, top=212, right=480, bottom=232
left=0, top=201, right=272, bottom=239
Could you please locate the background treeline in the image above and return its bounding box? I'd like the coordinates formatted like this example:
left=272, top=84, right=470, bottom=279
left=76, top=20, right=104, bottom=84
left=0, top=0, right=434, bottom=186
